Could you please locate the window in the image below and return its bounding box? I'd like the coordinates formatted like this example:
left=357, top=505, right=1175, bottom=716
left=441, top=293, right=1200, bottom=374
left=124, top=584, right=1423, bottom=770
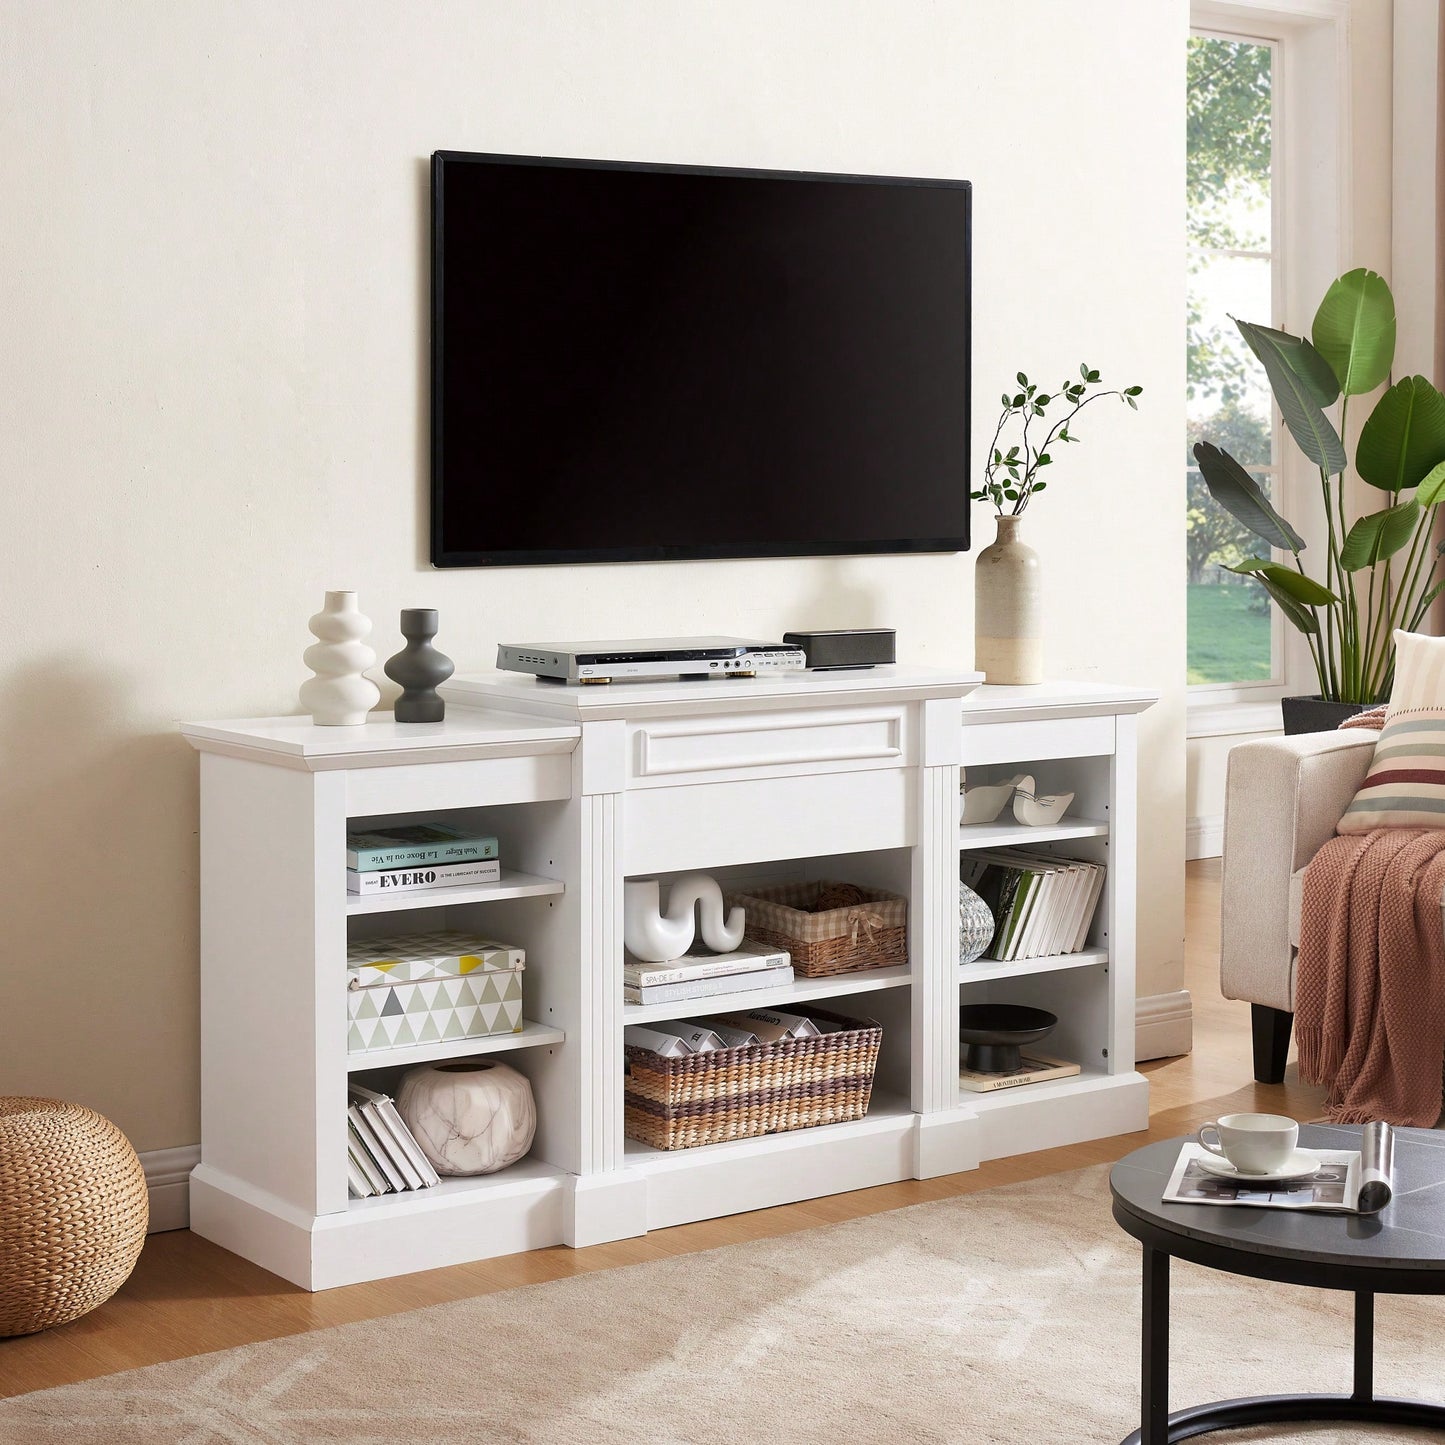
left=1186, top=31, right=1281, bottom=691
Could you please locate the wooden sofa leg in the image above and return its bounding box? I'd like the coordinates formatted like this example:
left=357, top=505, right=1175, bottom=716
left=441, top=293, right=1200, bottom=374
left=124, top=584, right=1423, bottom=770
left=1251, top=1004, right=1293, bottom=1085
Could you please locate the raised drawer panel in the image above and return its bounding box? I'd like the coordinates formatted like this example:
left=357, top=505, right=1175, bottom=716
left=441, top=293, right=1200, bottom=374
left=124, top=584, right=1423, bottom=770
left=961, top=714, right=1115, bottom=767
left=622, top=768, right=914, bottom=873
left=627, top=706, right=910, bottom=788
left=345, top=753, right=572, bottom=817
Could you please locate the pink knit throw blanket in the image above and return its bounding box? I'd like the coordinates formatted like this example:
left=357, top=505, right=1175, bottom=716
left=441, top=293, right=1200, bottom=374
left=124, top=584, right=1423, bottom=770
left=1297, top=828, right=1445, bottom=1125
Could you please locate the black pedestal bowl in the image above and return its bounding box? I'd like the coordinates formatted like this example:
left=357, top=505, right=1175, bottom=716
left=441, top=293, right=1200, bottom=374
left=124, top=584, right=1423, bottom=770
left=958, top=1003, right=1058, bottom=1074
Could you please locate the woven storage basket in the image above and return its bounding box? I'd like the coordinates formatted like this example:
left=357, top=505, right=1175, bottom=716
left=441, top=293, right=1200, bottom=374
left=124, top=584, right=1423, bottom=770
left=624, top=1006, right=881, bottom=1150
left=723, top=879, right=908, bottom=977
left=0, top=1097, right=149, bottom=1337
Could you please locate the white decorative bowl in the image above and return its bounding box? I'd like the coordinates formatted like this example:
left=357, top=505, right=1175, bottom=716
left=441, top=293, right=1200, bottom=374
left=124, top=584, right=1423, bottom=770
left=1012, top=775, right=1075, bottom=827
left=961, top=774, right=1023, bottom=826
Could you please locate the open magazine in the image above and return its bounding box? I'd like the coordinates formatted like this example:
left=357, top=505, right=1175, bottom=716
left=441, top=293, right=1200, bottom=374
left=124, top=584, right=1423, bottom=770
left=1163, top=1121, right=1395, bottom=1215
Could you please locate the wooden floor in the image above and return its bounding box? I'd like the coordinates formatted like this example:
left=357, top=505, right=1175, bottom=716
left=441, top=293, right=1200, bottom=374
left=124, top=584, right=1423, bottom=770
left=0, top=860, right=1325, bottom=1399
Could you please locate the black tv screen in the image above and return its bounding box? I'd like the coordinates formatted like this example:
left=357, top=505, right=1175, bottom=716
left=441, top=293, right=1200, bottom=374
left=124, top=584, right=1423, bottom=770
left=431, top=152, right=971, bottom=567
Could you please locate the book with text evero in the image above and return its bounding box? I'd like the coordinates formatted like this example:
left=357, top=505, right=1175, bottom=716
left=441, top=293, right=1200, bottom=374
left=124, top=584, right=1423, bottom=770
left=347, top=859, right=501, bottom=894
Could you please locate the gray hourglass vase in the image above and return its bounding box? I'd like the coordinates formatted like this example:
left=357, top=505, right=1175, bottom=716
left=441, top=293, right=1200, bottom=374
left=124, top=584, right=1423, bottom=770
left=384, top=609, right=455, bottom=723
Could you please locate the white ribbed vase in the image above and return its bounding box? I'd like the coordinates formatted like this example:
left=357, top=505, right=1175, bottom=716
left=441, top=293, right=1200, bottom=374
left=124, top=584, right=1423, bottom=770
left=959, top=882, right=995, bottom=965
left=974, top=514, right=1042, bottom=685
left=299, top=590, right=380, bottom=726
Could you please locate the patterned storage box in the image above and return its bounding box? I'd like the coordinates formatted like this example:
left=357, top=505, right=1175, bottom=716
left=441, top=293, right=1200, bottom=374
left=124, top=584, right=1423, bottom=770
left=722, top=880, right=908, bottom=977
left=346, top=931, right=525, bottom=1054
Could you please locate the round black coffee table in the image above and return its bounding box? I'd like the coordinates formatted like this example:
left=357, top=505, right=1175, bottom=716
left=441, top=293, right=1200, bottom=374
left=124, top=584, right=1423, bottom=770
left=1110, top=1124, right=1445, bottom=1443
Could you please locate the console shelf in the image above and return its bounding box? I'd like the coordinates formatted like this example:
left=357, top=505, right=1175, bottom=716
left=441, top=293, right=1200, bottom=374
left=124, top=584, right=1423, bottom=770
left=958, top=817, right=1109, bottom=850
left=343, top=1157, right=568, bottom=1215
left=184, top=668, right=1154, bottom=1289
left=346, top=1020, right=567, bottom=1073
left=959, top=946, right=1108, bottom=986
left=344, top=869, right=564, bottom=915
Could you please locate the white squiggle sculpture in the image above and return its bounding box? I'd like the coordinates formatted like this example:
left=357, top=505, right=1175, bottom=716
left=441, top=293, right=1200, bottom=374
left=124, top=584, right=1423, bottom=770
left=623, top=873, right=746, bottom=961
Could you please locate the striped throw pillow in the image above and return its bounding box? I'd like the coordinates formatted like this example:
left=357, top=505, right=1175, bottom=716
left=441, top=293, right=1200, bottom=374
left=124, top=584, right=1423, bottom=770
left=1338, top=630, right=1445, bottom=833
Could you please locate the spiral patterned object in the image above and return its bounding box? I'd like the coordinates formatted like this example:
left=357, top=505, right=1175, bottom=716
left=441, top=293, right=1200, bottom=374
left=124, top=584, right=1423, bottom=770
left=959, top=882, right=995, bottom=964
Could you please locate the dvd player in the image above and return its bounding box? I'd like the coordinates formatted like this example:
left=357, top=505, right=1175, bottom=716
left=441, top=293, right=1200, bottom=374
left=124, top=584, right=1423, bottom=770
left=497, top=636, right=808, bottom=685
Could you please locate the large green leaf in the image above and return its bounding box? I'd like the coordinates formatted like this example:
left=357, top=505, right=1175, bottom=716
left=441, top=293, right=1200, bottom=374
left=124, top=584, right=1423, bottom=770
left=1338, top=498, right=1422, bottom=572
left=1235, top=319, right=1348, bottom=474
left=1224, top=557, right=1337, bottom=605
left=1254, top=573, right=1320, bottom=635
left=1311, top=268, right=1396, bottom=396
left=1414, top=459, right=1445, bottom=507
left=1356, top=375, right=1445, bottom=492
left=1192, top=441, right=1306, bottom=553
left=1411, top=578, right=1445, bottom=628
left=1236, top=323, right=1339, bottom=407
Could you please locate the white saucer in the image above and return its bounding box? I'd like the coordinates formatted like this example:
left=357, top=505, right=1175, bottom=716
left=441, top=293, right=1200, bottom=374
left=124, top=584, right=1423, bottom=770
left=1195, top=1148, right=1321, bottom=1182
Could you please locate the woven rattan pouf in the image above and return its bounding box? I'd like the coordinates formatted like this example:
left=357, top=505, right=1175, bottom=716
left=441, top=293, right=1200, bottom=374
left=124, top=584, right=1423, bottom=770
left=0, top=1097, right=148, bottom=1336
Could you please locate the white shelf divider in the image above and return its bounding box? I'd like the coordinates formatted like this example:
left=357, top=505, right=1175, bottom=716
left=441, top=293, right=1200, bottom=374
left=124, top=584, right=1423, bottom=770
left=622, top=963, right=911, bottom=1025
left=958, top=946, right=1108, bottom=986
left=958, top=817, right=1109, bottom=850
left=345, top=869, right=564, bottom=916
left=346, top=1019, right=566, bottom=1073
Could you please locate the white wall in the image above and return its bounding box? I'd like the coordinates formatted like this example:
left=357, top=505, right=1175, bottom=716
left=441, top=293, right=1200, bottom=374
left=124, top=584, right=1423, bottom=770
left=0, top=0, right=1186, bottom=1152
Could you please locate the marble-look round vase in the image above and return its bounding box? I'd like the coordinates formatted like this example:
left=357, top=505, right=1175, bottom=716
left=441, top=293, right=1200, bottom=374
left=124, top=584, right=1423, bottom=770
left=384, top=609, right=454, bottom=724
left=974, top=514, right=1042, bottom=685
left=397, top=1059, right=536, bottom=1176
left=299, top=590, right=380, bottom=726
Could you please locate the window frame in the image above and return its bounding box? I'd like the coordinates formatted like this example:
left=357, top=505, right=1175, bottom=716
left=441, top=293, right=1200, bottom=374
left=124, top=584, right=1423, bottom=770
left=1186, top=0, right=1350, bottom=735
left=1186, top=25, right=1286, bottom=704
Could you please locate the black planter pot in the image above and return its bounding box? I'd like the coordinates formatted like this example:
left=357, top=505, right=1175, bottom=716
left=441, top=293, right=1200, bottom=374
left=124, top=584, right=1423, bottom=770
left=1280, top=695, right=1375, bottom=736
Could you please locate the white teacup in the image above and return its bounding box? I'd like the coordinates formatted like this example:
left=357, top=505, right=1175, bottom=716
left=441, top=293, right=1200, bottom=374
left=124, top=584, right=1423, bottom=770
left=1197, top=1112, right=1298, bottom=1174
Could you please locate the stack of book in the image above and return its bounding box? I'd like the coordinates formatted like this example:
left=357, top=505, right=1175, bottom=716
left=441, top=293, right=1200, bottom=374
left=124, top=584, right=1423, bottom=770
left=624, top=943, right=792, bottom=1006
left=347, top=1081, right=440, bottom=1197
left=347, top=821, right=499, bottom=896
left=960, top=849, right=1105, bottom=963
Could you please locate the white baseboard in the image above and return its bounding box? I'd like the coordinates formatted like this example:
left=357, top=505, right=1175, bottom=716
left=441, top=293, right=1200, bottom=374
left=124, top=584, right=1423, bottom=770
left=141, top=1145, right=200, bottom=1233
left=1136, top=990, right=1193, bottom=1061
left=1186, top=815, right=1223, bottom=861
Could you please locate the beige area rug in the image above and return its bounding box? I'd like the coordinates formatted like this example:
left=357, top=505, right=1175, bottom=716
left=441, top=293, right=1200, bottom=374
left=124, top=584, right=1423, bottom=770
left=1, top=1165, right=1442, bottom=1444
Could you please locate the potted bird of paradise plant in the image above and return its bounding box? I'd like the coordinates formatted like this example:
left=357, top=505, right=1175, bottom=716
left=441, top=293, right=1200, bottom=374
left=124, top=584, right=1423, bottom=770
left=1193, top=268, right=1445, bottom=729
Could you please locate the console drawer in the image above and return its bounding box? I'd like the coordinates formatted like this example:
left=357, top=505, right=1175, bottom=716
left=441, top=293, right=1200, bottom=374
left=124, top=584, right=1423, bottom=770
left=961, top=714, right=1116, bottom=766
left=626, top=705, right=912, bottom=788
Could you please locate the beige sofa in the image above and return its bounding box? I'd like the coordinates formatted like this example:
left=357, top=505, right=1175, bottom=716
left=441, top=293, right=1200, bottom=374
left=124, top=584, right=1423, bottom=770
left=1220, top=728, right=1378, bottom=1082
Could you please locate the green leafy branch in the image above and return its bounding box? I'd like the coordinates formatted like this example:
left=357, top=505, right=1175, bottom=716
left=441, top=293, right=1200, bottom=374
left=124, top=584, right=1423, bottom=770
left=972, top=365, right=1143, bottom=515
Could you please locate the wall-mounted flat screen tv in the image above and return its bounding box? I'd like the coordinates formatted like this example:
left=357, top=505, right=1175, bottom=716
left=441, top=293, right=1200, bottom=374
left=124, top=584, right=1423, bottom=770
left=431, top=151, right=971, bottom=567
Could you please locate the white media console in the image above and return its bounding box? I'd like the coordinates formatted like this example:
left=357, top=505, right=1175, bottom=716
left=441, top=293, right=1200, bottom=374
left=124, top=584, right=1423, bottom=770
left=182, top=666, right=1156, bottom=1290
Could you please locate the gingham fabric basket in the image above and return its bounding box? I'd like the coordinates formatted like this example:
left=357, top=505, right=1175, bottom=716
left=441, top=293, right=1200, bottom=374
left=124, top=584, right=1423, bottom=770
left=723, top=879, right=908, bottom=977
left=623, top=1007, right=882, bottom=1150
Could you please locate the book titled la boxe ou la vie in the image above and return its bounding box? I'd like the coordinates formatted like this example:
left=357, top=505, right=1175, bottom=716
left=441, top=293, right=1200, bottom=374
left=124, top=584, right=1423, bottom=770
left=346, top=821, right=498, bottom=871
